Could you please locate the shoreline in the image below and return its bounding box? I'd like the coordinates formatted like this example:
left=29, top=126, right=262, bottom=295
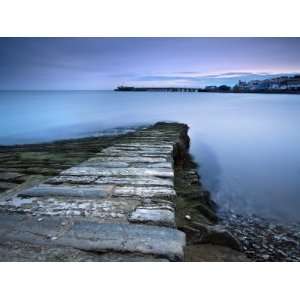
left=0, top=122, right=248, bottom=261
left=0, top=123, right=299, bottom=261
left=112, top=90, right=300, bottom=95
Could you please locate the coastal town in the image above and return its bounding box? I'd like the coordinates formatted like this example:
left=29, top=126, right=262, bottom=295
left=115, top=74, right=300, bottom=93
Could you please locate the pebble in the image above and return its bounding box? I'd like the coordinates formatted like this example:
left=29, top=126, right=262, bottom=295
left=185, top=215, right=191, bottom=220
left=220, top=211, right=300, bottom=262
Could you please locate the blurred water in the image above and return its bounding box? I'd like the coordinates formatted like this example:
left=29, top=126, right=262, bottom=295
left=1, top=90, right=300, bottom=222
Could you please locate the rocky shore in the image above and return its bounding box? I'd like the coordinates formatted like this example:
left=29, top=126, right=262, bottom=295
left=220, top=211, right=300, bottom=262
left=1, top=122, right=296, bottom=262
left=0, top=122, right=250, bottom=261
left=0, top=123, right=187, bottom=261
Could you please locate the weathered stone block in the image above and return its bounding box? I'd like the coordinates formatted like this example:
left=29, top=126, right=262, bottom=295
left=62, top=167, right=174, bottom=178
left=91, top=156, right=168, bottom=163
left=115, top=143, right=173, bottom=150
left=95, top=176, right=173, bottom=187
left=19, top=184, right=113, bottom=198
left=129, top=206, right=175, bottom=227
left=113, top=186, right=176, bottom=198
left=58, top=222, right=186, bottom=261
left=80, top=161, right=129, bottom=168
left=46, top=175, right=99, bottom=185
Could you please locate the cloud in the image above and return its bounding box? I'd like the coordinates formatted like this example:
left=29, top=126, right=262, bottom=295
left=130, top=71, right=300, bottom=87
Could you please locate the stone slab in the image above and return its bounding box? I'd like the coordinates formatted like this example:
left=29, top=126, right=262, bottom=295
left=0, top=122, right=190, bottom=261
left=113, top=186, right=176, bottom=198
left=80, top=161, right=129, bottom=168
left=0, top=196, right=140, bottom=219
left=62, top=167, right=174, bottom=178
left=57, top=222, right=185, bottom=261
left=0, top=213, right=185, bottom=261
left=105, top=146, right=172, bottom=153
left=46, top=175, right=99, bottom=185
left=115, top=143, right=173, bottom=149
left=19, top=184, right=113, bottom=198
left=90, top=156, right=168, bottom=163
left=95, top=176, right=173, bottom=187
left=102, top=149, right=172, bottom=155
left=129, top=206, right=175, bottom=227
left=143, top=162, right=173, bottom=168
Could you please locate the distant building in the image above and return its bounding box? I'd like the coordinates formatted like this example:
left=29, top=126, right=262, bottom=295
left=234, top=75, right=300, bottom=92
left=205, top=85, right=218, bottom=91
left=287, top=78, right=300, bottom=89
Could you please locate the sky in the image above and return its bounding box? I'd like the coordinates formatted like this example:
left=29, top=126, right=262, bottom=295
left=0, top=37, right=300, bottom=90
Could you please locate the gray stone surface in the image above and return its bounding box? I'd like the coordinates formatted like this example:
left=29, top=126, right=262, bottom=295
left=95, top=176, right=173, bottom=187
left=0, top=122, right=189, bottom=261
left=58, top=222, right=185, bottom=261
left=0, top=213, right=185, bottom=261
left=80, top=161, right=129, bottom=168
left=46, top=175, right=99, bottom=184
left=91, top=156, right=168, bottom=163
left=19, top=184, right=113, bottom=198
left=113, top=186, right=176, bottom=198
left=0, top=172, right=24, bottom=181
left=62, top=167, right=174, bottom=178
left=1, top=196, right=139, bottom=219
left=115, top=143, right=173, bottom=150
left=129, top=206, right=175, bottom=227
left=0, top=181, right=18, bottom=190
left=0, top=240, right=169, bottom=262
left=102, top=148, right=172, bottom=154
left=145, top=162, right=173, bottom=168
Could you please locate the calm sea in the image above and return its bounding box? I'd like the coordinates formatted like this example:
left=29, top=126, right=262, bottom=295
left=1, top=90, right=300, bottom=222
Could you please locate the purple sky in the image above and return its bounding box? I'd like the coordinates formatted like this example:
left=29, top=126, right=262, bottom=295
left=0, top=37, right=300, bottom=90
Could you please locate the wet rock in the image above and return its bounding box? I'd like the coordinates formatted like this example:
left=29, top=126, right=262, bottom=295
left=129, top=205, right=175, bottom=227
left=143, top=162, right=173, bottom=169
left=0, top=122, right=223, bottom=261
left=56, top=222, right=186, bottom=261
left=46, top=175, right=99, bottom=185
left=62, top=167, right=174, bottom=178
left=80, top=161, right=129, bottom=168
left=92, top=156, right=168, bottom=163
left=193, top=202, right=218, bottom=222
left=115, top=143, right=173, bottom=150
left=185, top=244, right=250, bottom=262
left=191, top=222, right=241, bottom=251
left=0, top=181, right=18, bottom=190
left=0, top=172, right=25, bottom=181
left=113, top=186, right=176, bottom=198
left=278, top=236, right=298, bottom=247
left=102, top=147, right=172, bottom=155
left=19, top=184, right=113, bottom=198
left=95, top=176, right=173, bottom=187
left=219, top=211, right=300, bottom=261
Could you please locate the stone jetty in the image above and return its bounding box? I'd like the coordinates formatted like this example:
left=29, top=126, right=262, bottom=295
left=0, top=123, right=189, bottom=261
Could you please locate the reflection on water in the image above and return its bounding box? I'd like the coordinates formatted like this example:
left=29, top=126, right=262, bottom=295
left=1, top=90, right=300, bottom=222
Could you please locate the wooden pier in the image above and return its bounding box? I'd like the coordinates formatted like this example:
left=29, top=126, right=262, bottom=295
left=115, top=86, right=200, bottom=92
